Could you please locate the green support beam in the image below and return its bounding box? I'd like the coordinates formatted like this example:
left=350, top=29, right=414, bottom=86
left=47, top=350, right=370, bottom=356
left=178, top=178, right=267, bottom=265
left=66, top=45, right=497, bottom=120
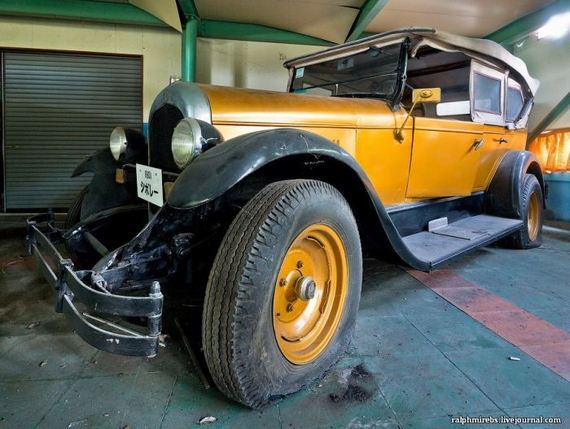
left=528, top=92, right=570, bottom=143
left=182, top=17, right=198, bottom=81
left=0, top=0, right=166, bottom=27
left=485, top=0, right=570, bottom=45
left=345, top=0, right=389, bottom=42
left=200, top=20, right=333, bottom=46
left=178, top=0, right=199, bottom=19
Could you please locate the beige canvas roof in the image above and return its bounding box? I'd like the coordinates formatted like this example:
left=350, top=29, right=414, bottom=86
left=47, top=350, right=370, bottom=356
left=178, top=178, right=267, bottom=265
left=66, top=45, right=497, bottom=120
left=284, top=28, right=540, bottom=95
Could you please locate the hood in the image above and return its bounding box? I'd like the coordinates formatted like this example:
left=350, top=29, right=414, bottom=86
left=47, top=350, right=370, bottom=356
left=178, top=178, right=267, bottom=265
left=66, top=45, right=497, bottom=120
left=200, top=84, right=397, bottom=129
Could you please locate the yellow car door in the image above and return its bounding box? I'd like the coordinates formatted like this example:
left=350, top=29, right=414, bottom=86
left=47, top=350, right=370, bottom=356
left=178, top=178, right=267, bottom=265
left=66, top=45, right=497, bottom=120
left=406, top=117, right=484, bottom=198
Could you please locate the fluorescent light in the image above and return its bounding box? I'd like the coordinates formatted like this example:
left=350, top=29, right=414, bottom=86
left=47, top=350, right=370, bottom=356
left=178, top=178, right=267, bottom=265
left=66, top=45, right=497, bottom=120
left=536, top=11, right=570, bottom=39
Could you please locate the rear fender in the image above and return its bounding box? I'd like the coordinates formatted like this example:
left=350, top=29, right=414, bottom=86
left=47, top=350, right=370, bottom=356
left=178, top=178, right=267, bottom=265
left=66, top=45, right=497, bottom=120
left=485, top=150, right=545, bottom=218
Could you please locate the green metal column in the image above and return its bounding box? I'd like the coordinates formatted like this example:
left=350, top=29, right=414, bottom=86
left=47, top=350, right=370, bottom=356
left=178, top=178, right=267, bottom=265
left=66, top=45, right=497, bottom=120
left=182, top=17, right=198, bottom=81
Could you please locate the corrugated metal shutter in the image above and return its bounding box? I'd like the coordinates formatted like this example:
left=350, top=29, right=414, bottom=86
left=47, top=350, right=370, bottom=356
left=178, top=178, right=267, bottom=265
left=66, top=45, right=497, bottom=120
left=3, top=51, right=142, bottom=210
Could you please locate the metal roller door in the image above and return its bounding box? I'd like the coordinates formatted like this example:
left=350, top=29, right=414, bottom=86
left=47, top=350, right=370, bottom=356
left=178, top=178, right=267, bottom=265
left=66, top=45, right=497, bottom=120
left=3, top=51, right=142, bottom=210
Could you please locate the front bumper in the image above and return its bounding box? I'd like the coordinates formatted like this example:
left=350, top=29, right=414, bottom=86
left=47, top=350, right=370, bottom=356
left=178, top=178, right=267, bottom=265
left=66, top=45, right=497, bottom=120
left=26, top=213, right=163, bottom=357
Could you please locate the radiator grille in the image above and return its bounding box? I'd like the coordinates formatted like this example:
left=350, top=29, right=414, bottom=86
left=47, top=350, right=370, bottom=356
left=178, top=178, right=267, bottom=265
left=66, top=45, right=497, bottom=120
left=149, top=104, right=184, bottom=172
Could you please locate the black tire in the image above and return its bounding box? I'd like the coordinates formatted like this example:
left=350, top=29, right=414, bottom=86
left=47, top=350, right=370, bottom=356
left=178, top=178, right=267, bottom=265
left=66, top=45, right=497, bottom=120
left=501, top=174, right=543, bottom=249
left=202, top=179, right=362, bottom=408
left=64, top=186, right=88, bottom=229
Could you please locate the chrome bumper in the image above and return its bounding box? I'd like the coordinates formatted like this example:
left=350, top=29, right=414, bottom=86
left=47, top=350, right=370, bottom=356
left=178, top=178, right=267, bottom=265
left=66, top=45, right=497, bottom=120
left=26, top=213, right=163, bottom=357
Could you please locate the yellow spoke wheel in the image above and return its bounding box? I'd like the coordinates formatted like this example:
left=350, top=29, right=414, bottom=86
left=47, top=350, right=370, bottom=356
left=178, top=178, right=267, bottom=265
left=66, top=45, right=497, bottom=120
left=273, top=224, right=348, bottom=364
left=527, top=191, right=540, bottom=241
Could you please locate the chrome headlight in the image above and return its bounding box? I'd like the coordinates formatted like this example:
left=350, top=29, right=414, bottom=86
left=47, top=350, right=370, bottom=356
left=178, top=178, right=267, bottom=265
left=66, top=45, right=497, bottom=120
left=171, top=118, right=203, bottom=169
left=109, top=127, right=127, bottom=161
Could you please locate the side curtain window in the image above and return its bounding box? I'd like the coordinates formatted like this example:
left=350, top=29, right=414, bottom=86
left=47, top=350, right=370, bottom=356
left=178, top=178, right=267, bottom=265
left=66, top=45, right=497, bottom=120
left=473, top=73, right=502, bottom=114
left=506, top=79, right=525, bottom=122
left=470, top=61, right=506, bottom=126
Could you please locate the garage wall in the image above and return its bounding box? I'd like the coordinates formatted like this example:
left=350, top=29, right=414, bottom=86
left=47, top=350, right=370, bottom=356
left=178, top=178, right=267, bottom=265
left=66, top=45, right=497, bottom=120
left=3, top=52, right=142, bottom=210
left=513, top=32, right=570, bottom=131
left=196, top=38, right=323, bottom=91
left=0, top=15, right=181, bottom=121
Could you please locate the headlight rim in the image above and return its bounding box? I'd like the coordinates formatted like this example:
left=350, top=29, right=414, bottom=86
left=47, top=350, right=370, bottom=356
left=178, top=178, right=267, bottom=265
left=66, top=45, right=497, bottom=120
left=109, top=127, right=128, bottom=161
left=171, top=117, right=203, bottom=169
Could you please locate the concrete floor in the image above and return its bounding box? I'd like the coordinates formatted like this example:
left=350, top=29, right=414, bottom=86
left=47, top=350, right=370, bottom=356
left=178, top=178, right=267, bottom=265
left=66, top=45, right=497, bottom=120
left=1, top=224, right=569, bottom=429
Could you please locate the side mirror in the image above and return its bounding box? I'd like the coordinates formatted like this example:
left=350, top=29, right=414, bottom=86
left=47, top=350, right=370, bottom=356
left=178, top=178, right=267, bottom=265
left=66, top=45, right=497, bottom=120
left=412, top=88, right=441, bottom=104
left=394, top=87, right=442, bottom=142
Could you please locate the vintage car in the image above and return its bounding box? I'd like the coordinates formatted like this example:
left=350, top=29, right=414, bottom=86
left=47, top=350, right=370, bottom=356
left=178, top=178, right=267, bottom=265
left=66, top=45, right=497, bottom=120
left=27, top=28, right=543, bottom=408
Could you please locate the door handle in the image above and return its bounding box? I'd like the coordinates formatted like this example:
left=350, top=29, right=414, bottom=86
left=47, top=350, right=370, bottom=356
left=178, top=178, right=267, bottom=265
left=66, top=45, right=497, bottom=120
left=472, top=138, right=484, bottom=151
left=494, top=137, right=509, bottom=144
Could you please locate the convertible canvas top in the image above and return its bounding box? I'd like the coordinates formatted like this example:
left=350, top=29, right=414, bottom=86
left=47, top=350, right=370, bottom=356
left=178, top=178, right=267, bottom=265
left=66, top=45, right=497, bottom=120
left=284, top=28, right=539, bottom=95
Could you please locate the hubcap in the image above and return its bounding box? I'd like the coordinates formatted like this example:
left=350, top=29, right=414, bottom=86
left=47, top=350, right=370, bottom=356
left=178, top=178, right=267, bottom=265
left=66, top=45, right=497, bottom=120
left=527, top=192, right=540, bottom=241
left=273, top=224, right=348, bottom=365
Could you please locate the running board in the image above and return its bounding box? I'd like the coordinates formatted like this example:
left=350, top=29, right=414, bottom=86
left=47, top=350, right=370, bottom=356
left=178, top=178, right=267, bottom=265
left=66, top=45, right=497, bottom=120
left=403, top=215, right=523, bottom=268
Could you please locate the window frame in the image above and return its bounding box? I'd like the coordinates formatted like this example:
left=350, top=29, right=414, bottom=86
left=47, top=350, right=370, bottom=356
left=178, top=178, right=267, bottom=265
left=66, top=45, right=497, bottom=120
left=287, top=40, right=409, bottom=111
left=470, top=61, right=506, bottom=126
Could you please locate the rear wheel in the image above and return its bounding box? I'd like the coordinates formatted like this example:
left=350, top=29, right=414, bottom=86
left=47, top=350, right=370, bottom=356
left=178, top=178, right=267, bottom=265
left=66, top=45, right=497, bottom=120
left=501, top=174, right=543, bottom=249
left=202, top=179, right=362, bottom=408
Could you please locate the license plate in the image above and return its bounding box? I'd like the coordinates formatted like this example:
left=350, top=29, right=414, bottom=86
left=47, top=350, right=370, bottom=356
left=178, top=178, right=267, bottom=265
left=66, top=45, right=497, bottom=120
left=136, top=164, right=163, bottom=206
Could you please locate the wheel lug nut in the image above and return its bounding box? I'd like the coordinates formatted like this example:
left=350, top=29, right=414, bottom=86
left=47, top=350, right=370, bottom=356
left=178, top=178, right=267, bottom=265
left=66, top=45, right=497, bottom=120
left=286, top=303, right=294, bottom=312
left=296, top=261, right=303, bottom=269
left=279, top=278, right=287, bottom=286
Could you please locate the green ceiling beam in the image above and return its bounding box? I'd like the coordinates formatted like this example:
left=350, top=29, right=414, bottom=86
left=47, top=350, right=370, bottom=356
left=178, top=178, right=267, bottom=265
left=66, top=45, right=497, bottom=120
left=485, top=0, right=570, bottom=45
left=200, top=20, right=333, bottom=46
left=178, top=0, right=199, bottom=19
left=0, top=0, right=166, bottom=27
left=346, top=0, right=389, bottom=42
left=528, top=92, right=570, bottom=143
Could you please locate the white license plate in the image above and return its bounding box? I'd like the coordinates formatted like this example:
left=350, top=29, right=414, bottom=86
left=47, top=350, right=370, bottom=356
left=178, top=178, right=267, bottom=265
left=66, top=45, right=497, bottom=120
left=136, top=164, right=164, bottom=206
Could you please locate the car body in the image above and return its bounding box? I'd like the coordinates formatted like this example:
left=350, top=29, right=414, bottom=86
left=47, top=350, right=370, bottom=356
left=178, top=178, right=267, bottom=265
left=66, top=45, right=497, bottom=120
left=27, top=28, right=544, bottom=408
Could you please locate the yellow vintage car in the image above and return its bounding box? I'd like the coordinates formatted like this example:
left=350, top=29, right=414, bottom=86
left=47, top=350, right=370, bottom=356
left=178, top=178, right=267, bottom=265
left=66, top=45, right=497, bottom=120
left=28, top=28, right=543, bottom=408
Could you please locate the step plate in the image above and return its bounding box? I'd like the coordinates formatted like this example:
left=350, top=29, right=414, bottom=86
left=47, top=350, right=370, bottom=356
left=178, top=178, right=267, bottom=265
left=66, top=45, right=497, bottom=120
left=403, top=215, right=523, bottom=267
left=431, top=225, right=486, bottom=240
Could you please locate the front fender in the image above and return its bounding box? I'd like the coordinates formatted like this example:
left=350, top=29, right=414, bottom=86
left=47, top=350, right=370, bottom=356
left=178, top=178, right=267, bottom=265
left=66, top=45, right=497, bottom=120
left=167, top=128, right=432, bottom=271
left=169, top=128, right=362, bottom=207
left=71, top=143, right=147, bottom=220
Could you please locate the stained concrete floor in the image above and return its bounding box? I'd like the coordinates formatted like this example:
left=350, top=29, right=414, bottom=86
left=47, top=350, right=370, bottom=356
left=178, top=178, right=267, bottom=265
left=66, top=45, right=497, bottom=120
left=1, top=224, right=569, bottom=429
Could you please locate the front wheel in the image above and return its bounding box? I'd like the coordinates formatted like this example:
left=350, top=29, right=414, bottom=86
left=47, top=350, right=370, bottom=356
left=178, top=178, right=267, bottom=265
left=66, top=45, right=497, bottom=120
left=202, top=180, right=362, bottom=408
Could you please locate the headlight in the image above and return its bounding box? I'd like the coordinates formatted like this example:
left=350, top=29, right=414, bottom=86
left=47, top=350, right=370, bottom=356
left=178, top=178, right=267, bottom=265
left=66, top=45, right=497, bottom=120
left=171, top=118, right=203, bottom=169
left=109, top=127, right=127, bottom=161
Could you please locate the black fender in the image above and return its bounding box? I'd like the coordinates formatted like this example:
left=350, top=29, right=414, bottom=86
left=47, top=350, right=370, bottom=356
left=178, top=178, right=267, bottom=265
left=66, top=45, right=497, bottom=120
left=71, top=130, right=147, bottom=220
left=485, top=150, right=545, bottom=218
left=167, top=128, right=431, bottom=270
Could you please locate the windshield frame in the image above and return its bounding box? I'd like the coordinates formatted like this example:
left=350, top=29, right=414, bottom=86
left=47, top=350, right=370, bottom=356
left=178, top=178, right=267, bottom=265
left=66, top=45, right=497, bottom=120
left=287, top=39, right=410, bottom=111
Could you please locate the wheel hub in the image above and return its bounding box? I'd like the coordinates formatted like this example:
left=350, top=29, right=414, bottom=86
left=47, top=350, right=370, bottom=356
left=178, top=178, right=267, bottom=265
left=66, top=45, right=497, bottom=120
left=272, top=224, right=348, bottom=365
left=296, top=276, right=316, bottom=301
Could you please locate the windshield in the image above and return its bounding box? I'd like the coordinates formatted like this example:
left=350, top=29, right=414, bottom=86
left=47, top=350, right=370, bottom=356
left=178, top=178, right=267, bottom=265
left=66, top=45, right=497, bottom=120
left=289, top=43, right=404, bottom=101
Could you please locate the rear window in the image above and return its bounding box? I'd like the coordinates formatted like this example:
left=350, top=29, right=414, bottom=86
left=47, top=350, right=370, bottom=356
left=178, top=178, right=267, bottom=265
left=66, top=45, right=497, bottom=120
left=473, top=72, right=502, bottom=114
